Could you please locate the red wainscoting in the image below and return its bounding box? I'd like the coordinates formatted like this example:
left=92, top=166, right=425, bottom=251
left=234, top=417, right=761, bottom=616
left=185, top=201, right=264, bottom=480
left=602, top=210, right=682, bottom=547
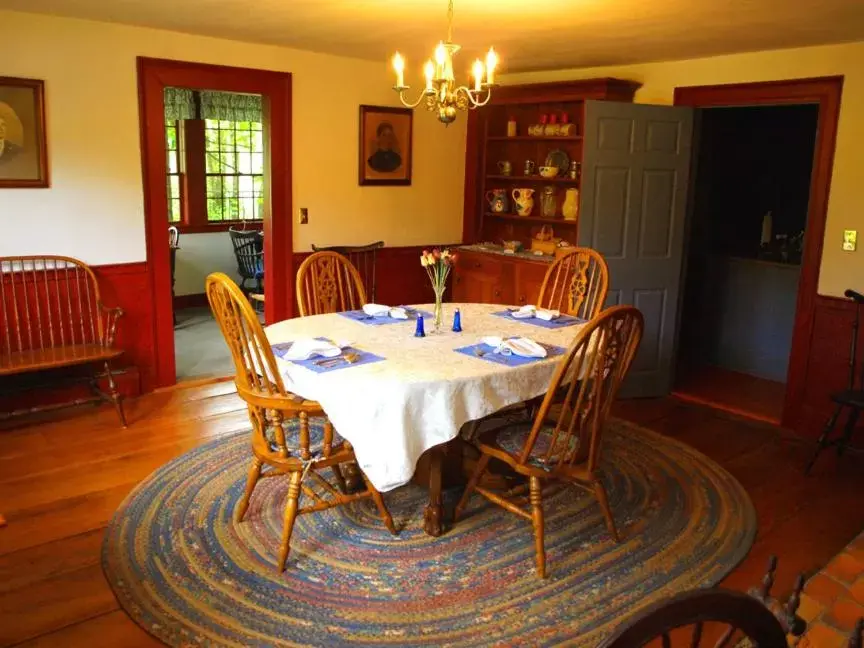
left=293, top=244, right=460, bottom=309
left=0, top=261, right=154, bottom=417
left=788, top=295, right=864, bottom=445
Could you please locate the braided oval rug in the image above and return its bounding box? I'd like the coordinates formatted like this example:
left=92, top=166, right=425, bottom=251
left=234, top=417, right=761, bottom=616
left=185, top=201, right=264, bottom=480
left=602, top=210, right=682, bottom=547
left=102, top=418, right=756, bottom=647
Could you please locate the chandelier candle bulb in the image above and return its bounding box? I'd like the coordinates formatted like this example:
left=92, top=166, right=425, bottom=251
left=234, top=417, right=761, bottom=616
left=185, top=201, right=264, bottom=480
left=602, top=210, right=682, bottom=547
left=486, top=47, right=498, bottom=85
left=472, top=60, right=484, bottom=92
left=393, top=52, right=405, bottom=88
left=424, top=61, right=435, bottom=91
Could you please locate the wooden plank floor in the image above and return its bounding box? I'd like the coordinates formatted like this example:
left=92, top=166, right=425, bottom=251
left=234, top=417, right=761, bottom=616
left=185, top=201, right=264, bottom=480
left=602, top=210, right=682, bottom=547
left=1, top=383, right=863, bottom=647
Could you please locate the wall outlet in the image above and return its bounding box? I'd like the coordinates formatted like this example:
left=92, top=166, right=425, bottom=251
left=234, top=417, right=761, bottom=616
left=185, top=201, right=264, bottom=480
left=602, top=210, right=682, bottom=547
left=299, top=208, right=308, bottom=225
left=844, top=229, right=857, bottom=251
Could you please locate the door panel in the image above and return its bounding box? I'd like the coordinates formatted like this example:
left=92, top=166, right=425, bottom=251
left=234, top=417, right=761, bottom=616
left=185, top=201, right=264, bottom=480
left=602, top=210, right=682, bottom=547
left=580, top=100, right=694, bottom=397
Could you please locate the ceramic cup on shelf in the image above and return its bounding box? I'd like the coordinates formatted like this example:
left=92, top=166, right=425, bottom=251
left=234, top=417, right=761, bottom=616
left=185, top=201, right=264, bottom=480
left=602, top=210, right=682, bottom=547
left=539, top=166, right=559, bottom=178
left=512, top=188, right=535, bottom=216
left=485, top=189, right=510, bottom=213
left=497, top=160, right=512, bottom=176
left=524, top=160, right=535, bottom=176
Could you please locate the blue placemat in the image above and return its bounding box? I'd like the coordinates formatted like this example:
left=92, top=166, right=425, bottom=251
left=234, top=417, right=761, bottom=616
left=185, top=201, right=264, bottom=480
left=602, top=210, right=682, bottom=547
left=338, top=308, right=433, bottom=326
left=271, top=341, right=384, bottom=373
left=454, top=341, right=566, bottom=367
left=492, top=310, right=586, bottom=329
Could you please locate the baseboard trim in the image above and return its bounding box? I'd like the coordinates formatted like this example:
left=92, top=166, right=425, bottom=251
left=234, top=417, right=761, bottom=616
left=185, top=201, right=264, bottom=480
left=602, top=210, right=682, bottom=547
left=174, top=293, right=208, bottom=309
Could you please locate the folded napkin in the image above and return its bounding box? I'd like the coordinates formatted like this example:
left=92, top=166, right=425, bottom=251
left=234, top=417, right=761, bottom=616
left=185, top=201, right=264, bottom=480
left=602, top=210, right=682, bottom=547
left=279, top=338, right=344, bottom=361
left=509, top=305, right=560, bottom=321
left=481, top=336, right=548, bottom=358
left=362, top=303, right=408, bottom=319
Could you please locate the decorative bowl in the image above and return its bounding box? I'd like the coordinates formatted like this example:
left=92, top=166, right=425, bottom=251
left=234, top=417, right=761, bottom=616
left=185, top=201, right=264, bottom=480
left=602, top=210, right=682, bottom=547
left=539, top=166, right=559, bottom=178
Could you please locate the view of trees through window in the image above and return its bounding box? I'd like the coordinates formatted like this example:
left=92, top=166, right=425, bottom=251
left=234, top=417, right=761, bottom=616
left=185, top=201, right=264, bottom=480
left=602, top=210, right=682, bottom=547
left=204, top=119, right=264, bottom=222
left=163, top=117, right=264, bottom=226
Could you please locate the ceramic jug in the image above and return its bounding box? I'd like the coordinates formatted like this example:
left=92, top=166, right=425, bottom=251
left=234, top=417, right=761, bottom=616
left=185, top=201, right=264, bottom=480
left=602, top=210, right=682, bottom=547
left=562, top=188, right=579, bottom=221
left=485, top=188, right=510, bottom=213
left=512, top=188, right=535, bottom=217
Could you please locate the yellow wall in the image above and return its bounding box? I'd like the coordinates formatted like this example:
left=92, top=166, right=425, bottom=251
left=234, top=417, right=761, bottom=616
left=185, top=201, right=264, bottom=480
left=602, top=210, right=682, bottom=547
left=0, top=10, right=466, bottom=266
left=504, top=41, right=864, bottom=298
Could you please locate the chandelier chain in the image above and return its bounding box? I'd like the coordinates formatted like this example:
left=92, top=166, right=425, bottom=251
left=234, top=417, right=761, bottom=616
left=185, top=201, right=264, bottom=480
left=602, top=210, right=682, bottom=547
left=447, top=0, right=454, bottom=42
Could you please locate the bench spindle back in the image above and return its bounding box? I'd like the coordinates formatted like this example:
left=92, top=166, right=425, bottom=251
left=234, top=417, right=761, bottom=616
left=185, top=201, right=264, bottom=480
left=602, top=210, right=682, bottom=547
left=0, top=256, right=106, bottom=355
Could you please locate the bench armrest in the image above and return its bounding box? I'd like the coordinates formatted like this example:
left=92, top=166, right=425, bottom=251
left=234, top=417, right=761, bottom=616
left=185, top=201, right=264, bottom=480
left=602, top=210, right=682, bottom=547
left=100, top=304, right=125, bottom=348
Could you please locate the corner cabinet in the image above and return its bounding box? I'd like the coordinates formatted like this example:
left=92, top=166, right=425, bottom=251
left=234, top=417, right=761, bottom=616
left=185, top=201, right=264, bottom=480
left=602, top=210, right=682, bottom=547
left=452, top=248, right=551, bottom=307
left=461, top=78, right=641, bottom=247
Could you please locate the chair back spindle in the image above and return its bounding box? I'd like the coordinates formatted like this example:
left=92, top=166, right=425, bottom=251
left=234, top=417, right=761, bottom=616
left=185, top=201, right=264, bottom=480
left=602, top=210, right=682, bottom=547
left=295, top=251, right=367, bottom=317
left=519, top=305, right=643, bottom=472
left=537, top=248, right=609, bottom=320
left=0, top=256, right=109, bottom=354
left=311, top=241, right=384, bottom=302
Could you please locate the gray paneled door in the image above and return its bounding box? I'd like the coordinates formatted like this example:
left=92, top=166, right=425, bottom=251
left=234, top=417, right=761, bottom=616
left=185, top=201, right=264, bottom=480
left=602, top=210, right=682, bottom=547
left=579, top=100, right=694, bottom=397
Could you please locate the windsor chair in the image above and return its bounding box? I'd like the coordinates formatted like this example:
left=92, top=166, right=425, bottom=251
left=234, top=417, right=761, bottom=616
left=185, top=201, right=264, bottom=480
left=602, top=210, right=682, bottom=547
left=206, top=272, right=396, bottom=571
left=537, top=247, right=609, bottom=320
left=806, top=289, right=864, bottom=474
left=454, top=305, right=643, bottom=578
left=0, top=255, right=126, bottom=425
left=228, top=228, right=264, bottom=295
left=295, top=251, right=367, bottom=317
left=311, top=241, right=384, bottom=302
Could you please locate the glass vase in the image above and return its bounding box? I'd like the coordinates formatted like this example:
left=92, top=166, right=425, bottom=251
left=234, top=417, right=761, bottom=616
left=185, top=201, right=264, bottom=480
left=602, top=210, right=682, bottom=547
left=433, top=286, right=446, bottom=333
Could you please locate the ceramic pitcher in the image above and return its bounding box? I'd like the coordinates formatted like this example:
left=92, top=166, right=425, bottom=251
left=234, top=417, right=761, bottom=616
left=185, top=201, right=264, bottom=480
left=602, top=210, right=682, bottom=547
left=485, top=189, right=510, bottom=213
left=512, top=188, right=535, bottom=217
left=562, top=188, right=579, bottom=221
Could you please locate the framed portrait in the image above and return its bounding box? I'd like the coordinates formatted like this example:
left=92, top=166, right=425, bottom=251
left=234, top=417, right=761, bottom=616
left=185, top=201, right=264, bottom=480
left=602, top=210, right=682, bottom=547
left=0, top=77, right=48, bottom=189
left=358, top=105, right=412, bottom=186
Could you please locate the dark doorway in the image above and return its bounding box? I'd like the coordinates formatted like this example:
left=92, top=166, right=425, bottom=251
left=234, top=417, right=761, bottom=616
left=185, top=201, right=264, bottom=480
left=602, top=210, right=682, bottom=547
left=674, top=104, right=819, bottom=423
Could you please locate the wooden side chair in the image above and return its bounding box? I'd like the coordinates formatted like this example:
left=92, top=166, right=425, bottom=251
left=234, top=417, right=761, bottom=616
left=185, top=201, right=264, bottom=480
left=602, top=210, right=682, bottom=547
left=537, top=247, right=609, bottom=320
left=454, top=305, right=644, bottom=578
left=228, top=228, right=264, bottom=295
left=311, top=241, right=384, bottom=303
left=295, top=251, right=367, bottom=317
left=205, top=272, right=396, bottom=571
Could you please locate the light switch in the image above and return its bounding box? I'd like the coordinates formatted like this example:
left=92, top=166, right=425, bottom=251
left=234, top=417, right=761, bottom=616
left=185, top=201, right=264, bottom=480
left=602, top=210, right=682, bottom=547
left=844, top=229, right=857, bottom=251
left=299, top=208, right=308, bottom=225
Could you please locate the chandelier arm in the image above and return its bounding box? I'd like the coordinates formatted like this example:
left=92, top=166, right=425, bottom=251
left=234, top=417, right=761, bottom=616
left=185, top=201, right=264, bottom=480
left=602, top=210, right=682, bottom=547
left=396, top=88, right=433, bottom=110
left=455, top=86, right=493, bottom=108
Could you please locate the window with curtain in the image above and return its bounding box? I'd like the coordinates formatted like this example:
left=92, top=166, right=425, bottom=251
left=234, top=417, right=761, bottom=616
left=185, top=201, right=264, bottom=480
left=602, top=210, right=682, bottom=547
left=162, top=88, right=265, bottom=230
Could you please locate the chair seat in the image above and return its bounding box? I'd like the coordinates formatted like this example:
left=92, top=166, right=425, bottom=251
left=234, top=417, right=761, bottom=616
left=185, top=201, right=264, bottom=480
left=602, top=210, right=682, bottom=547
left=479, top=420, right=580, bottom=471
left=265, top=416, right=345, bottom=456
left=831, top=389, right=864, bottom=408
left=0, top=345, right=123, bottom=376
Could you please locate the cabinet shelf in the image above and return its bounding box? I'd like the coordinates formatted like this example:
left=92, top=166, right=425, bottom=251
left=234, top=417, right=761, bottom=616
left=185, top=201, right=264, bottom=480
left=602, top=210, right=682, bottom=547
left=486, top=175, right=580, bottom=184
left=486, top=136, right=583, bottom=142
left=485, top=212, right=578, bottom=226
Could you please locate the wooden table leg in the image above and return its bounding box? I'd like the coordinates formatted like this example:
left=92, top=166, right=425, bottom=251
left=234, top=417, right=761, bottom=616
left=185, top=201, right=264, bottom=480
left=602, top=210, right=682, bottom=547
left=423, top=446, right=444, bottom=537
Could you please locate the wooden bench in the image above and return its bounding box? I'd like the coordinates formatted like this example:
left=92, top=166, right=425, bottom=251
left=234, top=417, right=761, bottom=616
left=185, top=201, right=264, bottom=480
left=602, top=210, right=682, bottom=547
left=0, top=255, right=127, bottom=425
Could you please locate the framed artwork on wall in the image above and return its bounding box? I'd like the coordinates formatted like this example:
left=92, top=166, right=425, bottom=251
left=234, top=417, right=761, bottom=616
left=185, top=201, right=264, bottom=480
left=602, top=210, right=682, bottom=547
left=358, top=105, right=412, bottom=186
left=0, top=77, right=48, bottom=188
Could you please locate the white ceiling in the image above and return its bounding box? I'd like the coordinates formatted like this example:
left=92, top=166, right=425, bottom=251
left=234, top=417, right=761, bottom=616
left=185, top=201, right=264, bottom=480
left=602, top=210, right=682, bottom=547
left=4, top=0, right=864, bottom=73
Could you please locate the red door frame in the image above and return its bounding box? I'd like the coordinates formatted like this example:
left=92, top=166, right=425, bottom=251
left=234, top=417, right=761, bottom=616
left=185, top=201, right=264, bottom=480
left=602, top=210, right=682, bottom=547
left=138, top=57, right=294, bottom=389
left=674, top=76, right=843, bottom=429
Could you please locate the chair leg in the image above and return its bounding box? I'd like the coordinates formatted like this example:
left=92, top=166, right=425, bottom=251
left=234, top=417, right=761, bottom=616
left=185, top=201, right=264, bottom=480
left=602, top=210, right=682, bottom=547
left=529, top=476, right=546, bottom=579
left=837, top=408, right=861, bottom=457
left=360, top=471, right=397, bottom=535
left=103, top=362, right=127, bottom=427
left=278, top=471, right=303, bottom=572
left=454, top=453, right=490, bottom=521
left=236, top=458, right=263, bottom=522
left=594, top=478, right=619, bottom=543
left=806, top=404, right=843, bottom=474
left=331, top=464, right=348, bottom=494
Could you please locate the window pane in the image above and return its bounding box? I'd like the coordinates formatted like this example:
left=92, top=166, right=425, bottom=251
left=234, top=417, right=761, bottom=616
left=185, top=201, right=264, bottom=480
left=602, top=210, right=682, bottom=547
left=219, top=128, right=235, bottom=150
left=219, top=120, right=232, bottom=129
left=252, top=153, right=264, bottom=174
left=165, top=125, right=177, bottom=151
left=169, top=175, right=180, bottom=197
left=206, top=175, right=223, bottom=198
left=205, top=152, right=221, bottom=174
left=252, top=121, right=263, bottom=132
left=170, top=199, right=181, bottom=223
left=226, top=198, right=239, bottom=220
left=220, top=152, right=235, bottom=172
left=205, top=128, right=219, bottom=151
left=252, top=131, right=263, bottom=152
left=205, top=118, right=219, bottom=129
left=207, top=198, right=223, bottom=221
left=235, top=128, right=252, bottom=152
left=167, top=151, right=178, bottom=174
left=238, top=175, right=253, bottom=197
left=223, top=175, right=237, bottom=197
left=238, top=153, right=252, bottom=174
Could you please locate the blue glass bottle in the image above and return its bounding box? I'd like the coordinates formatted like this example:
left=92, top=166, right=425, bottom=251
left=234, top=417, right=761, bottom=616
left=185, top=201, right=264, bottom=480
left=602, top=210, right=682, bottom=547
left=452, top=308, right=462, bottom=332
left=414, top=315, right=426, bottom=338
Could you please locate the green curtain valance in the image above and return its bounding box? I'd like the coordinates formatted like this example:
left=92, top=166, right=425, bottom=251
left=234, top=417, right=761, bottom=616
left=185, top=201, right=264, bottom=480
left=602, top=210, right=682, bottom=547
left=163, top=88, right=263, bottom=123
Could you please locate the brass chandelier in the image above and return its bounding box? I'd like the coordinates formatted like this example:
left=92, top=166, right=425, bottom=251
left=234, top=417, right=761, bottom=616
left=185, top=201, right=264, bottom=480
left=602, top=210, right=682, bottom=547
left=390, top=0, right=499, bottom=125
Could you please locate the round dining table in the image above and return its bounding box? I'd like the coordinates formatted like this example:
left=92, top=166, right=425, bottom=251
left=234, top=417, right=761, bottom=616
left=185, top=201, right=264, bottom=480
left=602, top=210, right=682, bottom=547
left=264, top=302, right=588, bottom=536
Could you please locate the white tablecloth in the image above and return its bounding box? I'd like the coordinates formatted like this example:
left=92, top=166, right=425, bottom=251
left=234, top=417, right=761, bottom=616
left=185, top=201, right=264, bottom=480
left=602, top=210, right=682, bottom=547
left=265, top=303, right=586, bottom=492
